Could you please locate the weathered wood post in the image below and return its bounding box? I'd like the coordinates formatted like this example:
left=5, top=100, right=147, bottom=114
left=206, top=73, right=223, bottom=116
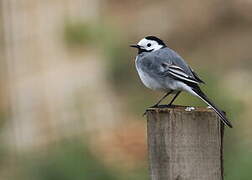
left=146, top=106, right=224, bottom=180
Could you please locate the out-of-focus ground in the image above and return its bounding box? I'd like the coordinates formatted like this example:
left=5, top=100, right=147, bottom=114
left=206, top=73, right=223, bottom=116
left=0, top=0, right=252, bottom=179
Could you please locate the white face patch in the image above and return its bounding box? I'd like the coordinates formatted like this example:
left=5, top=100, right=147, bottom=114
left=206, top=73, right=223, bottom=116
left=137, top=38, right=163, bottom=52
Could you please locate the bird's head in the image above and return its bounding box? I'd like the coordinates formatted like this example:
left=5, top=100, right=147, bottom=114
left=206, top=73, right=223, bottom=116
left=130, top=36, right=166, bottom=54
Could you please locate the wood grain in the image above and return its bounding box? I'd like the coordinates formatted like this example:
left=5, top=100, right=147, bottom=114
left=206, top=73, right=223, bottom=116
left=146, top=106, right=224, bottom=180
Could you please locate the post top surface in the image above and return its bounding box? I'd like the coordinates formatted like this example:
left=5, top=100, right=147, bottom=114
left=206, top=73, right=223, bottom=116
left=146, top=105, right=214, bottom=113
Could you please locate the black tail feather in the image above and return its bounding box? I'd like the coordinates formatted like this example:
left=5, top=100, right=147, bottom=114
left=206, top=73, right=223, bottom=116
left=192, top=87, right=233, bottom=128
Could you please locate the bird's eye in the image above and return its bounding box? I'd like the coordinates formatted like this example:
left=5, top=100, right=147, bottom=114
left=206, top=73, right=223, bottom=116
left=147, top=43, right=151, bottom=47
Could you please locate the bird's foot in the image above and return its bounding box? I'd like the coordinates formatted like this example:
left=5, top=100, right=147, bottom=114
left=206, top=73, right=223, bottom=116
left=149, top=104, right=159, bottom=109
left=157, top=104, right=176, bottom=108
left=142, top=104, right=159, bottom=116
left=142, top=104, right=177, bottom=116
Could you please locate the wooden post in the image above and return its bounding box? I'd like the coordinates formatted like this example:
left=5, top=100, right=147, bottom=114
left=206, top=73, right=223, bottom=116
left=146, top=106, right=224, bottom=180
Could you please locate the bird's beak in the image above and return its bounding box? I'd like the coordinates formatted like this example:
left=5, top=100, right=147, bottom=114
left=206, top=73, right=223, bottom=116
left=130, top=44, right=140, bottom=48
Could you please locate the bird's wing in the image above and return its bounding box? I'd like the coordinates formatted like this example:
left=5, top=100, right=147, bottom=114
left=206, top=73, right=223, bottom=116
left=140, top=48, right=204, bottom=85
left=163, top=63, right=200, bottom=84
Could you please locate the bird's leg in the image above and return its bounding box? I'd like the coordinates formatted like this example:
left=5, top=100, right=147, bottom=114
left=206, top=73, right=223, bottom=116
left=151, top=90, right=173, bottom=108
left=143, top=91, right=173, bottom=116
left=168, top=91, right=181, bottom=106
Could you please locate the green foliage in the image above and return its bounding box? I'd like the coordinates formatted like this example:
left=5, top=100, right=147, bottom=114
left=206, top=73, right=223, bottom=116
left=63, top=21, right=120, bottom=49
left=116, top=166, right=148, bottom=180
left=19, top=140, right=117, bottom=180
left=225, top=147, right=252, bottom=180
left=64, top=22, right=94, bottom=47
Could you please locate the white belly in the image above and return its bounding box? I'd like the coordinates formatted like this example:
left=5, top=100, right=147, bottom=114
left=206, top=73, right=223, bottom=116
left=136, top=67, right=164, bottom=91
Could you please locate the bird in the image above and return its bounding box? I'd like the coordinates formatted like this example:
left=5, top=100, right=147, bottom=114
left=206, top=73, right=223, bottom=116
left=130, top=36, right=232, bottom=128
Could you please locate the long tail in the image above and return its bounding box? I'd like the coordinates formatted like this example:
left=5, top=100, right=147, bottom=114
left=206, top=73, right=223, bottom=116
left=191, top=87, right=233, bottom=128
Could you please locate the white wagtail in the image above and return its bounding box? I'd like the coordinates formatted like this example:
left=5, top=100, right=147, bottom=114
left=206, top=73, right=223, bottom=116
left=131, top=36, right=232, bottom=128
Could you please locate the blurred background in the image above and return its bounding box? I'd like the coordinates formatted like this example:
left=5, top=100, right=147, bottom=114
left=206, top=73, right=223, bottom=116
left=0, top=0, right=252, bottom=179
